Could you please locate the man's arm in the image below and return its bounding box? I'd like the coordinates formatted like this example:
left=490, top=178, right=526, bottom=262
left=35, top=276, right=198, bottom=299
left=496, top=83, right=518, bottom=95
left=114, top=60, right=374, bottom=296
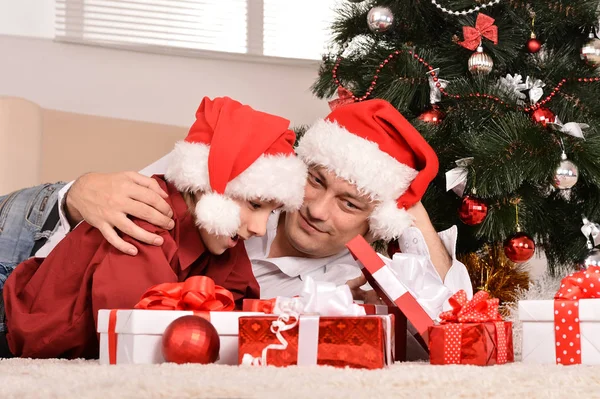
left=62, top=172, right=174, bottom=255
left=405, top=202, right=452, bottom=281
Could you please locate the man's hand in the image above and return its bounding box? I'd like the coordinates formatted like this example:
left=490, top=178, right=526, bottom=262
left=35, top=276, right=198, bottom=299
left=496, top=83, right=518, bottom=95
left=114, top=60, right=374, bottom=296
left=65, top=172, right=175, bottom=255
left=346, top=275, right=385, bottom=305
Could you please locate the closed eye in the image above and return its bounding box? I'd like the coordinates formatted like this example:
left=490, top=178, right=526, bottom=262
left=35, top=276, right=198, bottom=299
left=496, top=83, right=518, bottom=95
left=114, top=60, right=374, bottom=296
left=249, top=201, right=261, bottom=210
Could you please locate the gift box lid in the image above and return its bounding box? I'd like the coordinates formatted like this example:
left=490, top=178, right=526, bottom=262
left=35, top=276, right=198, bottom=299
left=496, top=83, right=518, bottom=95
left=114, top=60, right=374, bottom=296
left=346, top=235, right=433, bottom=339
left=97, top=309, right=262, bottom=335
left=519, top=299, right=600, bottom=322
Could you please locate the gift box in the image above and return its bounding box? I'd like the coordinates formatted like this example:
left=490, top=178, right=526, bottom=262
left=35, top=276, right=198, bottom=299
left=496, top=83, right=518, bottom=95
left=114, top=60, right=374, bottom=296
left=346, top=235, right=434, bottom=343
left=238, top=314, right=394, bottom=369
left=359, top=304, right=407, bottom=361
left=428, top=291, right=514, bottom=366
left=519, top=266, right=600, bottom=365
left=97, top=309, right=262, bottom=365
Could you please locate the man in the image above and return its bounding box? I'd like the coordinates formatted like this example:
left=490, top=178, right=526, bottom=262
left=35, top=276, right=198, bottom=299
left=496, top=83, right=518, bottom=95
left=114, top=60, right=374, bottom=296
left=0, top=99, right=471, bottom=357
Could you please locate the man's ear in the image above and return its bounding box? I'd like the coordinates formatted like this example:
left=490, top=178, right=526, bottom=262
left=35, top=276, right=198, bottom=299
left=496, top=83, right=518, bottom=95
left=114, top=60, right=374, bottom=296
left=363, top=230, right=377, bottom=244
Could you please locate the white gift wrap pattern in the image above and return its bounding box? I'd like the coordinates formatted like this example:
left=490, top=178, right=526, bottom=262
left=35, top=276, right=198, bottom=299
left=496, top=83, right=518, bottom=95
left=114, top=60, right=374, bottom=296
left=97, top=309, right=262, bottom=365
left=519, top=299, right=600, bottom=365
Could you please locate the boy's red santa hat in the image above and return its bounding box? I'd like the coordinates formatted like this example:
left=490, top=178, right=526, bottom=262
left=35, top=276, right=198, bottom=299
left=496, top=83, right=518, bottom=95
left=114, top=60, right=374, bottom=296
left=296, top=99, right=439, bottom=241
left=166, top=96, right=307, bottom=237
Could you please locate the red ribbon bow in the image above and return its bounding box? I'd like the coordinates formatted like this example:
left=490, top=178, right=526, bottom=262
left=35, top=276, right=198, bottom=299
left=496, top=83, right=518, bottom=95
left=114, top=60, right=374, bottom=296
left=458, top=13, right=498, bottom=51
left=437, top=290, right=508, bottom=364
left=553, top=266, right=600, bottom=365
left=328, top=87, right=355, bottom=111
left=439, top=290, right=502, bottom=323
left=134, top=276, right=235, bottom=311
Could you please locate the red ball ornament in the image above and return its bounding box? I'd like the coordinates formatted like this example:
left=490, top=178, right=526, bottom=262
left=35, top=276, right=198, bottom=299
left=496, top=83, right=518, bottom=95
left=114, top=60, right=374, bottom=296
left=531, top=107, right=555, bottom=127
left=418, top=107, right=445, bottom=124
left=162, top=316, right=220, bottom=364
left=503, top=232, right=535, bottom=263
left=526, top=36, right=542, bottom=53
left=458, top=195, right=488, bottom=226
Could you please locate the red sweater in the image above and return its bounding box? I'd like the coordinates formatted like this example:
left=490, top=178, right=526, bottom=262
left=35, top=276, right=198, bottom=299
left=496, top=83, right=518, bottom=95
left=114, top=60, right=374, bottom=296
left=3, top=176, right=259, bottom=359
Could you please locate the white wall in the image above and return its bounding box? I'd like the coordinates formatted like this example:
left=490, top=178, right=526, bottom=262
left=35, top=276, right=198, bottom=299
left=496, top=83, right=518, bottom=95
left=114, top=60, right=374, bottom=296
left=0, top=0, right=54, bottom=38
left=0, top=0, right=331, bottom=127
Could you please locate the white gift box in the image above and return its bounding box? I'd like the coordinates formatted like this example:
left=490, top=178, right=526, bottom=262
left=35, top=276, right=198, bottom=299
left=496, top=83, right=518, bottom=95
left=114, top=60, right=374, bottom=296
left=519, top=299, right=600, bottom=364
left=97, top=309, right=262, bottom=365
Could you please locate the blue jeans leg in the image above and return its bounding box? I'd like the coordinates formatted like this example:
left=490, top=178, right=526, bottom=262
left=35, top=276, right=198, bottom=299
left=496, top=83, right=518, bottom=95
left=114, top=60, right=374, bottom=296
left=0, top=182, right=66, bottom=332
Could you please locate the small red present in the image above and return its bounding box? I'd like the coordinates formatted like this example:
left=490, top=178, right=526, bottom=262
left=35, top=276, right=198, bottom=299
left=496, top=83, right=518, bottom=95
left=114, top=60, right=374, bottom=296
left=238, top=314, right=394, bottom=369
left=428, top=290, right=514, bottom=366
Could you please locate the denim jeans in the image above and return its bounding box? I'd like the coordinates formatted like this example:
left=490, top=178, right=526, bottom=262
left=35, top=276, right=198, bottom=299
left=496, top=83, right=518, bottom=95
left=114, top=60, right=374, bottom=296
left=0, top=182, right=66, bottom=332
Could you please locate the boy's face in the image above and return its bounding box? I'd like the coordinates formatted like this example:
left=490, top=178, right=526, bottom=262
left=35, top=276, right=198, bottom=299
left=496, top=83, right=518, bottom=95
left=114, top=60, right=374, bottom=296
left=199, top=197, right=281, bottom=255
left=282, top=165, right=375, bottom=258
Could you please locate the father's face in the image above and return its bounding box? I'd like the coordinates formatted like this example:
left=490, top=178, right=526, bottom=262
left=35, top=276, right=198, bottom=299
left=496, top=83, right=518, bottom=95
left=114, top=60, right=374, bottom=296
left=284, top=165, right=375, bottom=258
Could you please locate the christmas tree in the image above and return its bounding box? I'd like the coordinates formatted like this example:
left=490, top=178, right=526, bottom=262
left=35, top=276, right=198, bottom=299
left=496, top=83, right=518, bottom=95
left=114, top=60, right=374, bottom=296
left=312, top=0, right=600, bottom=299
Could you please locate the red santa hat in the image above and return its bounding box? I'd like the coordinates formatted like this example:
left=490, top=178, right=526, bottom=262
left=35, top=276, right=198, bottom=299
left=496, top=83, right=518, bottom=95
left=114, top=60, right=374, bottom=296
left=295, top=99, right=439, bottom=241
left=165, top=96, right=307, bottom=237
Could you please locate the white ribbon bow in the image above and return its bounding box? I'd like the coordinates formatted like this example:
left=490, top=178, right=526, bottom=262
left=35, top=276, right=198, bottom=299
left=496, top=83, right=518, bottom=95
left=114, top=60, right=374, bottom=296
left=445, top=157, right=474, bottom=197
left=388, top=252, right=454, bottom=321
left=547, top=116, right=589, bottom=139
left=524, top=77, right=545, bottom=104
left=241, top=277, right=366, bottom=366
left=428, top=68, right=448, bottom=104
left=582, top=216, right=600, bottom=247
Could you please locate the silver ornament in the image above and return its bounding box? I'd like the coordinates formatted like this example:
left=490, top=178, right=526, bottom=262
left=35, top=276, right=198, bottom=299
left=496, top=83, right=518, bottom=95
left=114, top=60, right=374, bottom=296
left=367, top=6, right=394, bottom=33
left=468, top=46, right=493, bottom=75
left=553, top=153, right=579, bottom=190
left=580, top=37, right=600, bottom=67
left=584, top=248, right=600, bottom=267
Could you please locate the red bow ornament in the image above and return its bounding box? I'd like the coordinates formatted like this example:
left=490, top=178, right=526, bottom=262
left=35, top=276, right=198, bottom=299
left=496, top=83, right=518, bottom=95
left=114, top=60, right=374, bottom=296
left=135, top=276, right=235, bottom=312
left=458, top=13, right=498, bottom=51
left=328, top=87, right=355, bottom=111
left=553, top=266, right=600, bottom=365
left=436, top=290, right=509, bottom=365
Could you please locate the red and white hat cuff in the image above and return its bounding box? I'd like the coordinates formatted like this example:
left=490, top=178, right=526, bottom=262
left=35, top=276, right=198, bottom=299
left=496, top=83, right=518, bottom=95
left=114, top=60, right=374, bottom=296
left=296, top=119, right=418, bottom=241
left=165, top=140, right=307, bottom=236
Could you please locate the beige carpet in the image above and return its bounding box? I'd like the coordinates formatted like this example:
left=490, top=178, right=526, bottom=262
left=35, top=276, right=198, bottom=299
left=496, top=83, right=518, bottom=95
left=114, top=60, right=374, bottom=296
left=1, top=359, right=599, bottom=399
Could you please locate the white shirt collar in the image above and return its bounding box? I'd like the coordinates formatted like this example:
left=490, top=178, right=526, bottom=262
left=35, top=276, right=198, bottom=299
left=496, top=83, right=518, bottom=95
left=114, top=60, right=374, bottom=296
left=244, top=210, right=350, bottom=279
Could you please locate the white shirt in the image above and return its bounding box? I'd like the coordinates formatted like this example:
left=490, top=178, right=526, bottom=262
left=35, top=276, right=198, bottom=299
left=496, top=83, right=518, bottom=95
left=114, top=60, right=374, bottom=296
left=36, top=153, right=473, bottom=303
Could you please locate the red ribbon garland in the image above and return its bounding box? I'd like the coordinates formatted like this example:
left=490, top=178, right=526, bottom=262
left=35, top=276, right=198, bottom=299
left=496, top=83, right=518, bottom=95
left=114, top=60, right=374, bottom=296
left=553, top=265, right=600, bottom=365
left=107, top=276, right=234, bottom=364
left=438, top=290, right=508, bottom=364
left=458, top=13, right=498, bottom=51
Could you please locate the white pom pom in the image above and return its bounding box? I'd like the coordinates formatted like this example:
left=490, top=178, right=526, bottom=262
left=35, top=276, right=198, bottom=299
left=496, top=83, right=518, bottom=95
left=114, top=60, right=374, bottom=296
left=195, top=192, right=241, bottom=237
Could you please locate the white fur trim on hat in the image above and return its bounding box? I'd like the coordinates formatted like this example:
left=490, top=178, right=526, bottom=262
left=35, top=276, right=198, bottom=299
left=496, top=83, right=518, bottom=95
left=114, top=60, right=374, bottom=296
left=165, top=140, right=307, bottom=234
left=195, top=192, right=240, bottom=236
left=296, top=119, right=418, bottom=241
left=369, top=200, right=414, bottom=242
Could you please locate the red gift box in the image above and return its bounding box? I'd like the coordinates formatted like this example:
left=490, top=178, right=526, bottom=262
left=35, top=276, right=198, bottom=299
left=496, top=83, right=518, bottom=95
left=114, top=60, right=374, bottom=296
left=346, top=235, right=433, bottom=343
left=238, top=315, right=394, bottom=369
left=429, top=321, right=514, bottom=365
left=428, top=290, right=514, bottom=366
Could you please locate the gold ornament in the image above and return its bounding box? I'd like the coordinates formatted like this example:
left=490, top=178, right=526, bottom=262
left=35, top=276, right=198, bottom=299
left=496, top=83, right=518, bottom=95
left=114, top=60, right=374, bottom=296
left=458, top=243, right=530, bottom=313
left=468, top=46, right=494, bottom=75
left=580, top=35, right=600, bottom=67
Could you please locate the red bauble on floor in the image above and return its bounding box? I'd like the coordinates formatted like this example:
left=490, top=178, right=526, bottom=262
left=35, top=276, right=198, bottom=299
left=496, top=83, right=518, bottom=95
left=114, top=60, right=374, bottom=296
left=503, top=232, right=535, bottom=263
left=162, top=315, right=220, bottom=364
left=459, top=195, right=488, bottom=226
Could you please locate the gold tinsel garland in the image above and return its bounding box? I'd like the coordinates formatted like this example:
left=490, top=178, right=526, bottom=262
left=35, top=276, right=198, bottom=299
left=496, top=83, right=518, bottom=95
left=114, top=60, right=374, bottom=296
left=458, top=243, right=530, bottom=315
